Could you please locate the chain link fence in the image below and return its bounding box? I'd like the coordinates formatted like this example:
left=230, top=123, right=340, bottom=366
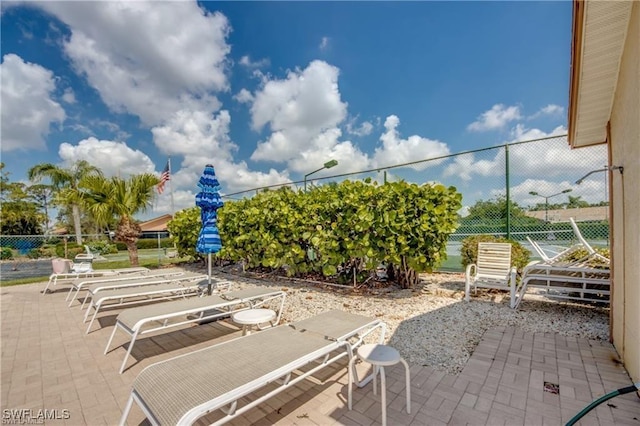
left=222, top=134, right=610, bottom=272
left=1, top=135, right=609, bottom=274
left=0, top=232, right=172, bottom=281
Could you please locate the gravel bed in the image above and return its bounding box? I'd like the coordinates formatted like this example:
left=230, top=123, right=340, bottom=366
left=203, top=265, right=610, bottom=376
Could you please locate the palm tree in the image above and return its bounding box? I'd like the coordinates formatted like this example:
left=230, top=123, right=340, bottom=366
left=80, top=173, right=159, bottom=266
left=28, top=161, right=103, bottom=244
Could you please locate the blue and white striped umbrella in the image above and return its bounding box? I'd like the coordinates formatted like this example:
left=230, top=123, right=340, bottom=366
left=195, top=165, right=224, bottom=293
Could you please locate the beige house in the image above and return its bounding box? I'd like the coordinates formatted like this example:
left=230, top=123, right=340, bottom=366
left=139, top=214, right=173, bottom=233
left=568, top=0, right=638, bottom=381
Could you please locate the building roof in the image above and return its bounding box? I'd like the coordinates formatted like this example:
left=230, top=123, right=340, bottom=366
left=139, top=214, right=173, bottom=232
left=568, top=0, right=633, bottom=148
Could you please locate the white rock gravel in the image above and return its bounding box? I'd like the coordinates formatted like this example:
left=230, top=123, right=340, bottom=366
left=202, top=266, right=610, bottom=376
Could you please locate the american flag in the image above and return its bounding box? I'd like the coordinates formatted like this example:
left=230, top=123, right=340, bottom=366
left=157, top=161, right=170, bottom=194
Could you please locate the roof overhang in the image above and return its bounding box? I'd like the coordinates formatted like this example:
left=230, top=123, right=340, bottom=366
left=568, top=0, right=633, bottom=148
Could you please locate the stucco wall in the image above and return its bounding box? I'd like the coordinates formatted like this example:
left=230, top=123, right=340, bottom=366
left=609, top=1, right=639, bottom=383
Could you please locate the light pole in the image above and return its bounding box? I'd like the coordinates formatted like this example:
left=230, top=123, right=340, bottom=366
left=529, top=189, right=572, bottom=222
left=304, top=159, right=338, bottom=191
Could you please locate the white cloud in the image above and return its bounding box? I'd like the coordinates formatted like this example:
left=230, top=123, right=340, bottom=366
left=467, top=104, right=521, bottom=132
left=36, top=1, right=231, bottom=125
left=233, top=88, right=254, bottom=104
left=250, top=60, right=348, bottom=162
left=62, top=87, right=76, bottom=104
left=0, top=54, right=66, bottom=151
left=529, top=104, right=565, bottom=119
left=151, top=109, right=292, bottom=197
left=58, top=137, right=156, bottom=177
left=319, top=36, right=329, bottom=50
left=372, top=115, right=450, bottom=171
left=444, top=125, right=607, bottom=183
left=238, top=55, right=269, bottom=69
left=346, top=117, right=374, bottom=136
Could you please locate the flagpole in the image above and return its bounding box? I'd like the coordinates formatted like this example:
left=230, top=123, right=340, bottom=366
left=168, top=156, right=175, bottom=216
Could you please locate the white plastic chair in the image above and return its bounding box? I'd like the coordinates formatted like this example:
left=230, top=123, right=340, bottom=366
left=464, top=242, right=517, bottom=308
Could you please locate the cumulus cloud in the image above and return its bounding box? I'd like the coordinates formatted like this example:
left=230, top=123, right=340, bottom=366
left=1, top=54, right=66, bottom=151
left=151, top=109, right=291, bottom=196
left=35, top=1, right=231, bottom=125
left=372, top=115, right=450, bottom=171
left=528, top=104, right=565, bottom=119
left=233, top=88, right=254, bottom=104
left=58, top=137, right=156, bottom=177
left=346, top=117, right=374, bottom=136
left=238, top=55, right=269, bottom=69
left=250, top=60, right=348, bottom=162
left=467, top=104, right=521, bottom=132
left=62, top=87, right=76, bottom=104
left=445, top=124, right=606, bottom=182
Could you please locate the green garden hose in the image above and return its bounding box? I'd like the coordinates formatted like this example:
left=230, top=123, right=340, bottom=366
left=565, top=382, right=640, bottom=426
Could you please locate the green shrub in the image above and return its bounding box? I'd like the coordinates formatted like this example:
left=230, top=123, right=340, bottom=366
left=565, top=247, right=610, bottom=269
left=460, top=234, right=530, bottom=273
left=55, top=243, right=85, bottom=259
left=0, top=247, right=13, bottom=260
left=86, top=240, right=118, bottom=255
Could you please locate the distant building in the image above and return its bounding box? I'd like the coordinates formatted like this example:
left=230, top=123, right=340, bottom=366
left=525, top=206, right=608, bottom=223
left=139, top=214, right=173, bottom=238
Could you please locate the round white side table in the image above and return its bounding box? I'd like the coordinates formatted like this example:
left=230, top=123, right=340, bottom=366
left=231, top=308, right=276, bottom=335
left=348, top=343, right=411, bottom=426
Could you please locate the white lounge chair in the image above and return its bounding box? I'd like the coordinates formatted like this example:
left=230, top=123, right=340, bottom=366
left=464, top=242, right=518, bottom=308
left=514, top=218, right=611, bottom=308
left=44, top=260, right=149, bottom=294
left=105, top=287, right=286, bottom=373
left=79, top=272, right=224, bottom=310
left=120, top=310, right=386, bottom=426
left=74, top=245, right=106, bottom=262
left=83, top=274, right=209, bottom=333
left=67, top=269, right=187, bottom=307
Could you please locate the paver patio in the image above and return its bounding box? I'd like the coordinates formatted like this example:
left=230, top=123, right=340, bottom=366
left=1, top=279, right=638, bottom=425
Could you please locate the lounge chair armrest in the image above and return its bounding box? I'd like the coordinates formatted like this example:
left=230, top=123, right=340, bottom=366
left=465, top=263, right=476, bottom=278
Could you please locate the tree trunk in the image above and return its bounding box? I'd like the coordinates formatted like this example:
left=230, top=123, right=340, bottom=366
left=117, top=216, right=142, bottom=267
left=126, top=241, right=140, bottom=266
left=72, top=204, right=83, bottom=245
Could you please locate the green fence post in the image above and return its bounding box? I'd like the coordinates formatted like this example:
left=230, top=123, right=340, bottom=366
left=505, top=144, right=511, bottom=240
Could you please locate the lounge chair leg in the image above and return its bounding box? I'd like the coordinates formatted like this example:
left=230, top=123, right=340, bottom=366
left=105, top=325, right=119, bottom=354
left=119, top=332, right=140, bottom=374
left=83, top=304, right=92, bottom=322
left=65, top=287, right=74, bottom=301
left=119, top=394, right=134, bottom=426
left=86, top=307, right=100, bottom=334
left=348, top=355, right=356, bottom=410
left=43, top=276, right=54, bottom=294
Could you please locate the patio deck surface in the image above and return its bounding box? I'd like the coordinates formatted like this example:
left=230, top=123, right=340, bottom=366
left=1, top=280, right=638, bottom=425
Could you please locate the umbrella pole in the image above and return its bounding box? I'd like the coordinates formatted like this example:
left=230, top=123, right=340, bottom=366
left=208, top=253, right=212, bottom=295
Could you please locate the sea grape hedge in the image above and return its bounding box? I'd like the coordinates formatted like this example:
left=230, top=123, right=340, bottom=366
left=168, top=179, right=462, bottom=288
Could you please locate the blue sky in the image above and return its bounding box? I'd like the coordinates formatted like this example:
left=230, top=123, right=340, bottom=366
left=1, top=1, right=609, bottom=218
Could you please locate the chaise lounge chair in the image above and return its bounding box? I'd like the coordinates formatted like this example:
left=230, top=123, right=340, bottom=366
left=120, top=309, right=385, bottom=426
left=44, top=260, right=149, bottom=294
left=514, top=218, right=610, bottom=308
left=105, top=287, right=286, bottom=373
left=464, top=242, right=518, bottom=308
left=74, top=245, right=107, bottom=262
left=526, top=217, right=609, bottom=265
left=67, top=269, right=188, bottom=307
left=83, top=274, right=209, bottom=333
